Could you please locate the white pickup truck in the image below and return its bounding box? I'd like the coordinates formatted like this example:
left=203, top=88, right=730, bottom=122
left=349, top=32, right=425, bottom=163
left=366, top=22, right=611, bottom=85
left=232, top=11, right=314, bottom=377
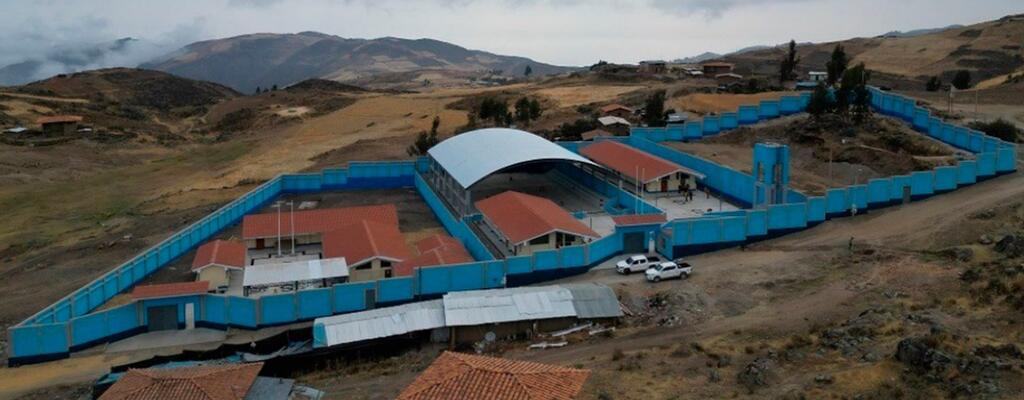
left=645, top=261, right=693, bottom=282
left=615, top=255, right=662, bottom=274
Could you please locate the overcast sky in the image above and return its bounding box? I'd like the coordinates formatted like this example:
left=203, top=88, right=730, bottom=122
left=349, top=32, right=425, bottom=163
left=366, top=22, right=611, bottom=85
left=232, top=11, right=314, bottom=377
left=3, top=0, right=1021, bottom=71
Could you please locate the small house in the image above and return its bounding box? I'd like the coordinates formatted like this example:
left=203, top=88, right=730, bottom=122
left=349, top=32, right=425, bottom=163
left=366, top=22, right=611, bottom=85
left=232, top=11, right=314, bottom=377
left=580, top=128, right=614, bottom=141
left=580, top=140, right=705, bottom=194
left=97, top=362, right=322, bottom=400
left=241, top=204, right=397, bottom=252
left=808, top=71, right=828, bottom=82
left=37, top=115, right=82, bottom=135
left=715, top=72, right=744, bottom=85
left=322, top=220, right=412, bottom=282
left=597, top=116, right=631, bottom=136
left=392, top=235, right=473, bottom=277
left=191, top=239, right=246, bottom=292
left=639, top=60, right=668, bottom=74
left=702, top=62, right=734, bottom=75
left=600, top=103, right=633, bottom=119
left=475, top=191, right=598, bottom=256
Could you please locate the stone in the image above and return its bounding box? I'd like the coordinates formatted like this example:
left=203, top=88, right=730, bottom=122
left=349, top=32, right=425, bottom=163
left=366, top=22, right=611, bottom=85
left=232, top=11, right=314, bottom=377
left=979, top=234, right=994, bottom=245
left=814, top=374, right=835, bottom=384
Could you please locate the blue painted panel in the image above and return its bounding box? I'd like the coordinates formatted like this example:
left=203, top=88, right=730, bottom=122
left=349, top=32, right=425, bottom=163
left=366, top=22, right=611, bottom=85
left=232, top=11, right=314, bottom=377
left=483, top=261, right=506, bottom=288
left=534, top=250, right=560, bottom=270
left=296, top=289, right=332, bottom=319
left=940, top=123, right=956, bottom=144
left=957, top=160, right=977, bottom=185
left=738, top=105, right=759, bottom=125
left=954, top=127, right=970, bottom=150
left=933, top=166, right=958, bottom=191
left=767, top=203, right=806, bottom=230
left=9, top=323, right=68, bottom=358
left=758, top=100, right=780, bottom=119
left=927, top=117, right=943, bottom=138
left=70, top=311, right=107, bottom=346
left=333, top=282, right=373, bottom=313
left=560, top=245, right=587, bottom=268
left=505, top=256, right=533, bottom=275
left=684, top=122, right=702, bottom=139
left=702, top=117, right=720, bottom=134
left=910, top=171, right=934, bottom=196
left=228, top=297, right=258, bottom=328
left=746, top=210, right=767, bottom=236
left=848, top=185, right=868, bottom=211
left=450, top=264, right=484, bottom=291
left=721, top=217, right=747, bottom=242
left=203, top=296, right=227, bottom=325
left=977, top=153, right=996, bottom=177
left=997, top=147, right=1016, bottom=172
left=260, top=294, right=296, bottom=326
left=719, top=112, right=738, bottom=130
left=806, top=197, right=826, bottom=222
left=826, top=188, right=848, bottom=214
left=378, top=278, right=414, bottom=303
left=689, top=219, right=722, bottom=244
left=983, top=137, right=1000, bottom=153
left=105, top=304, right=139, bottom=336
left=588, top=233, right=622, bottom=261
left=890, top=176, right=912, bottom=201
left=968, top=133, right=985, bottom=153
left=912, top=108, right=930, bottom=131
left=867, top=179, right=892, bottom=205
left=779, top=96, right=801, bottom=115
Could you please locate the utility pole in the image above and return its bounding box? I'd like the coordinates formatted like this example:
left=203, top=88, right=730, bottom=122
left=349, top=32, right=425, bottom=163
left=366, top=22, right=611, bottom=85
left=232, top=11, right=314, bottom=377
left=274, top=200, right=283, bottom=257
left=289, top=201, right=295, bottom=255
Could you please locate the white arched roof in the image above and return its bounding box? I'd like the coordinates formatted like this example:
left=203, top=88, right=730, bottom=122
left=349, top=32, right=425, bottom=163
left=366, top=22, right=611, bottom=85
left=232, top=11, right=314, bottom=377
left=428, top=128, right=598, bottom=188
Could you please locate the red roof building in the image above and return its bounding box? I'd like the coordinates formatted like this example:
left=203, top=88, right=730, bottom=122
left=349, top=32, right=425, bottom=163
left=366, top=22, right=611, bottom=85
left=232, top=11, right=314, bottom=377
left=99, top=363, right=263, bottom=400
left=393, top=235, right=474, bottom=277
left=581, top=141, right=702, bottom=183
left=322, top=220, right=412, bottom=268
left=36, top=115, right=83, bottom=125
left=191, top=240, right=246, bottom=271
left=397, top=351, right=590, bottom=400
left=612, top=213, right=668, bottom=226
left=132, top=281, right=211, bottom=300
left=475, top=191, right=598, bottom=252
left=241, top=205, right=398, bottom=240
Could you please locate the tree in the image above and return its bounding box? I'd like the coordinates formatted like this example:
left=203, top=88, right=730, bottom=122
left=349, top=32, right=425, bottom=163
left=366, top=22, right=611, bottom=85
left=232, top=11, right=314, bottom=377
left=514, top=97, right=532, bottom=124
left=806, top=82, right=831, bottom=119
left=528, top=98, right=542, bottom=121
left=254, top=86, right=262, bottom=94
left=779, top=40, right=800, bottom=84
left=836, top=63, right=871, bottom=122
left=643, top=90, right=667, bottom=127
left=271, top=84, right=278, bottom=91
left=478, top=97, right=510, bottom=126
left=926, top=76, right=942, bottom=92
left=952, top=70, right=972, bottom=90
left=968, top=118, right=1021, bottom=142
left=407, top=116, right=441, bottom=156
left=826, top=44, right=848, bottom=86
left=524, top=65, right=533, bottom=76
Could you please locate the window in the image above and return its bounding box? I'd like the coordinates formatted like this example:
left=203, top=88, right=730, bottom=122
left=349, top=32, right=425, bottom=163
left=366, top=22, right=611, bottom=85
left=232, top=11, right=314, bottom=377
left=355, top=263, right=372, bottom=270
left=528, top=235, right=549, bottom=245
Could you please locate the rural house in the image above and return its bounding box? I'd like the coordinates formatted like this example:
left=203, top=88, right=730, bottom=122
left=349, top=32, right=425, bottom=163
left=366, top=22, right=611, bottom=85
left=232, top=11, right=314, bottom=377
left=241, top=204, right=397, bottom=252
left=190, top=239, right=246, bottom=292
left=475, top=191, right=599, bottom=256
left=97, top=362, right=321, bottom=400
left=37, top=115, right=82, bottom=135
left=321, top=219, right=412, bottom=281
left=580, top=140, right=705, bottom=193
left=396, top=351, right=590, bottom=400
left=597, top=116, right=631, bottom=135
left=639, top=60, right=667, bottom=74
left=600, top=103, right=633, bottom=119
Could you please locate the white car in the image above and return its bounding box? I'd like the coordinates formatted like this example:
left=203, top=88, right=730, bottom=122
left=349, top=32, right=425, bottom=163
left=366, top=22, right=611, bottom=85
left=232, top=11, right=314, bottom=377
left=616, top=255, right=662, bottom=274
left=645, top=261, right=692, bottom=282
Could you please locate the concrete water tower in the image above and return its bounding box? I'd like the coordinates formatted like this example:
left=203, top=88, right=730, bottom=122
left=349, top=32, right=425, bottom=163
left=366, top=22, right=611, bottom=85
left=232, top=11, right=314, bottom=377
left=752, top=142, right=790, bottom=207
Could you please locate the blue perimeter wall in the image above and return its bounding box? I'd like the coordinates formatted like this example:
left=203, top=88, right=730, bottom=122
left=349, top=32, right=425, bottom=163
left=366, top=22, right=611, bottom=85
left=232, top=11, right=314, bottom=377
left=8, top=88, right=1017, bottom=365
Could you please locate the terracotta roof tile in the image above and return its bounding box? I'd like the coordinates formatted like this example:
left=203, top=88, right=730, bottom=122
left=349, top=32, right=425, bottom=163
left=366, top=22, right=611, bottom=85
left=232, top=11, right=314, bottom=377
left=397, top=351, right=589, bottom=400
left=131, top=281, right=210, bottom=300
left=37, top=115, right=83, bottom=125
left=242, top=205, right=398, bottom=239
left=611, top=213, right=667, bottom=226
left=393, top=239, right=473, bottom=277
left=321, top=220, right=412, bottom=266
left=580, top=141, right=699, bottom=183
left=475, top=191, right=598, bottom=245
left=99, top=362, right=263, bottom=400
left=414, top=234, right=463, bottom=254
left=191, top=240, right=246, bottom=271
left=600, top=104, right=632, bottom=113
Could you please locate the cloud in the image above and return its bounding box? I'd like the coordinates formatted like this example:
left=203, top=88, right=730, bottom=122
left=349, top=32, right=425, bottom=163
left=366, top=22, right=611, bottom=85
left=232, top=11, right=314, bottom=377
left=647, top=0, right=810, bottom=18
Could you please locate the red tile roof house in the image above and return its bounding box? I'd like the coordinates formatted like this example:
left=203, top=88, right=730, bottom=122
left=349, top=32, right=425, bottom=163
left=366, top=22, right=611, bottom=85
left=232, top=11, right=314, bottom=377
left=131, top=281, right=211, bottom=331
left=397, top=351, right=590, bottom=400
left=475, top=191, right=599, bottom=256
left=580, top=140, right=705, bottom=194
left=600, top=103, right=633, bottom=120
left=241, top=204, right=398, bottom=255
left=191, top=239, right=246, bottom=292
left=322, top=220, right=413, bottom=282
left=392, top=234, right=474, bottom=277
left=98, top=362, right=320, bottom=400
left=37, top=115, right=83, bottom=135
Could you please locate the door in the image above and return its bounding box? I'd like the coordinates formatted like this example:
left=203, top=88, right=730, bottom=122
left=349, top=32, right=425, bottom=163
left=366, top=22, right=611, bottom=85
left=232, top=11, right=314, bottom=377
left=902, top=186, right=912, bottom=204
left=623, top=232, right=646, bottom=254
left=146, top=305, right=178, bottom=332
left=184, top=303, right=195, bottom=330
left=255, top=238, right=265, bottom=249
left=660, top=178, right=668, bottom=192
left=365, top=289, right=376, bottom=310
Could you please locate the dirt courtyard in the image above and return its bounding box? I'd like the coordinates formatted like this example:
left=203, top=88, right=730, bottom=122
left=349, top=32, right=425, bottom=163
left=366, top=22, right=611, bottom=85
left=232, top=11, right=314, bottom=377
left=668, top=114, right=963, bottom=195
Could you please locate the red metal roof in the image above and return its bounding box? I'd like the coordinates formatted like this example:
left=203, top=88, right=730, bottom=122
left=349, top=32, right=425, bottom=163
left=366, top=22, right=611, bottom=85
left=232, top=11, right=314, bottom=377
left=394, top=237, right=473, bottom=277
left=191, top=240, right=246, bottom=271
left=242, top=205, right=398, bottom=239
left=580, top=140, right=699, bottom=182
left=397, top=351, right=590, bottom=400
left=612, top=213, right=667, bottom=226
left=99, top=362, right=263, bottom=400
left=321, top=220, right=412, bottom=266
left=600, top=103, right=632, bottom=113
left=475, top=191, right=599, bottom=245
left=131, top=281, right=210, bottom=300
left=37, top=115, right=83, bottom=125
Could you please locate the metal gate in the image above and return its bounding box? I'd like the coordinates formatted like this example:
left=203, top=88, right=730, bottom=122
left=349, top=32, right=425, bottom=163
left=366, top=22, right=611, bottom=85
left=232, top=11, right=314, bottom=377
left=146, top=305, right=178, bottom=332
left=365, top=289, right=376, bottom=310
left=623, top=232, right=647, bottom=254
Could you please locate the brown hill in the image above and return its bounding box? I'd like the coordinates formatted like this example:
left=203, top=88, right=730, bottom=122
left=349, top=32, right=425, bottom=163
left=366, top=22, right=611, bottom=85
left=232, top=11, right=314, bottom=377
left=19, top=68, right=239, bottom=110
left=140, top=32, right=577, bottom=92
left=722, top=14, right=1024, bottom=88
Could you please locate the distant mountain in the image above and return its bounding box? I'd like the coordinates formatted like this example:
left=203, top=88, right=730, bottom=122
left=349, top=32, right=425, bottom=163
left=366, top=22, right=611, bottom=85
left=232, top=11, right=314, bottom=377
left=672, top=52, right=722, bottom=64
left=727, top=45, right=772, bottom=55
left=879, top=24, right=963, bottom=38
left=0, top=38, right=167, bottom=86
left=140, top=32, right=577, bottom=92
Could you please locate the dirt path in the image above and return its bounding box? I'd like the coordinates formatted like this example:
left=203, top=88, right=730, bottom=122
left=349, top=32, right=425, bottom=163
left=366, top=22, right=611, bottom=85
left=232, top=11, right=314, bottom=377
left=0, top=92, right=89, bottom=104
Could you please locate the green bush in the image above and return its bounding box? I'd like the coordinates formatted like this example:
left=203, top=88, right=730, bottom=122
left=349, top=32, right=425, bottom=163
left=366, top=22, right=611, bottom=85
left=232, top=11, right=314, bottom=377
left=967, top=118, right=1021, bottom=142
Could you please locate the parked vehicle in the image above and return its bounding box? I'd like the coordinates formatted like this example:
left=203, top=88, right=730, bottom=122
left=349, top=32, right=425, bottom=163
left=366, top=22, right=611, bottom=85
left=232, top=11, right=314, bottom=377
left=615, top=255, right=662, bottom=274
left=645, top=261, right=692, bottom=282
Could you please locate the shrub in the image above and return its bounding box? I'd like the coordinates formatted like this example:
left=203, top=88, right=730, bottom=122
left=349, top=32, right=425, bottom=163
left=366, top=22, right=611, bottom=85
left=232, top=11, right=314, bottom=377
left=967, top=118, right=1021, bottom=142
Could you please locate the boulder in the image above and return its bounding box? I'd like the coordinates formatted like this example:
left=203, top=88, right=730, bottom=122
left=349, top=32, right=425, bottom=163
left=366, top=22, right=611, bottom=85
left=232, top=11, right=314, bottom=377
left=994, top=235, right=1024, bottom=257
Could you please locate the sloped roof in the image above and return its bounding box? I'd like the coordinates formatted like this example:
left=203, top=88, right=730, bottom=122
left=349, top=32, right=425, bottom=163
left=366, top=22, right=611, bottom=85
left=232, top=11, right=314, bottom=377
left=321, top=220, right=412, bottom=266
left=99, top=363, right=263, bottom=400
left=242, top=205, right=397, bottom=239
left=442, top=286, right=577, bottom=327
left=315, top=300, right=445, bottom=348
left=37, top=115, right=83, bottom=125
left=580, top=140, right=705, bottom=182
left=597, top=116, right=630, bottom=126
left=397, top=351, right=590, bottom=400
left=562, top=283, right=624, bottom=319
left=580, top=129, right=613, bottom=141
left=474, top=191, right=599, bottom=245
left=393, top=241, right=474, bottom=277
left=191, top=240, right=246, bottom=271
left=131, top=281, right=210, bottom=300
left=600, top=103, right=632, bottom=113
left=427, top=128, right=597, bottom=188
left=413, top=234, right=463, bottom=254
left=241, top=257, right=348, bottom=288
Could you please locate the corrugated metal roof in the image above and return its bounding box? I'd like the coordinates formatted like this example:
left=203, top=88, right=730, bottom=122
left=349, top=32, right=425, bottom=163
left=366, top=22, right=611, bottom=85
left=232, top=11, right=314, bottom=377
left=443, top=286, right=577, bottom=327
left=427, top=128, right=597, bottom=189
left=315, top=300, right=445, bottom=347
left=562, top=283, right=624, bottom=319
left=242, top=257, right=348, bottom=287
